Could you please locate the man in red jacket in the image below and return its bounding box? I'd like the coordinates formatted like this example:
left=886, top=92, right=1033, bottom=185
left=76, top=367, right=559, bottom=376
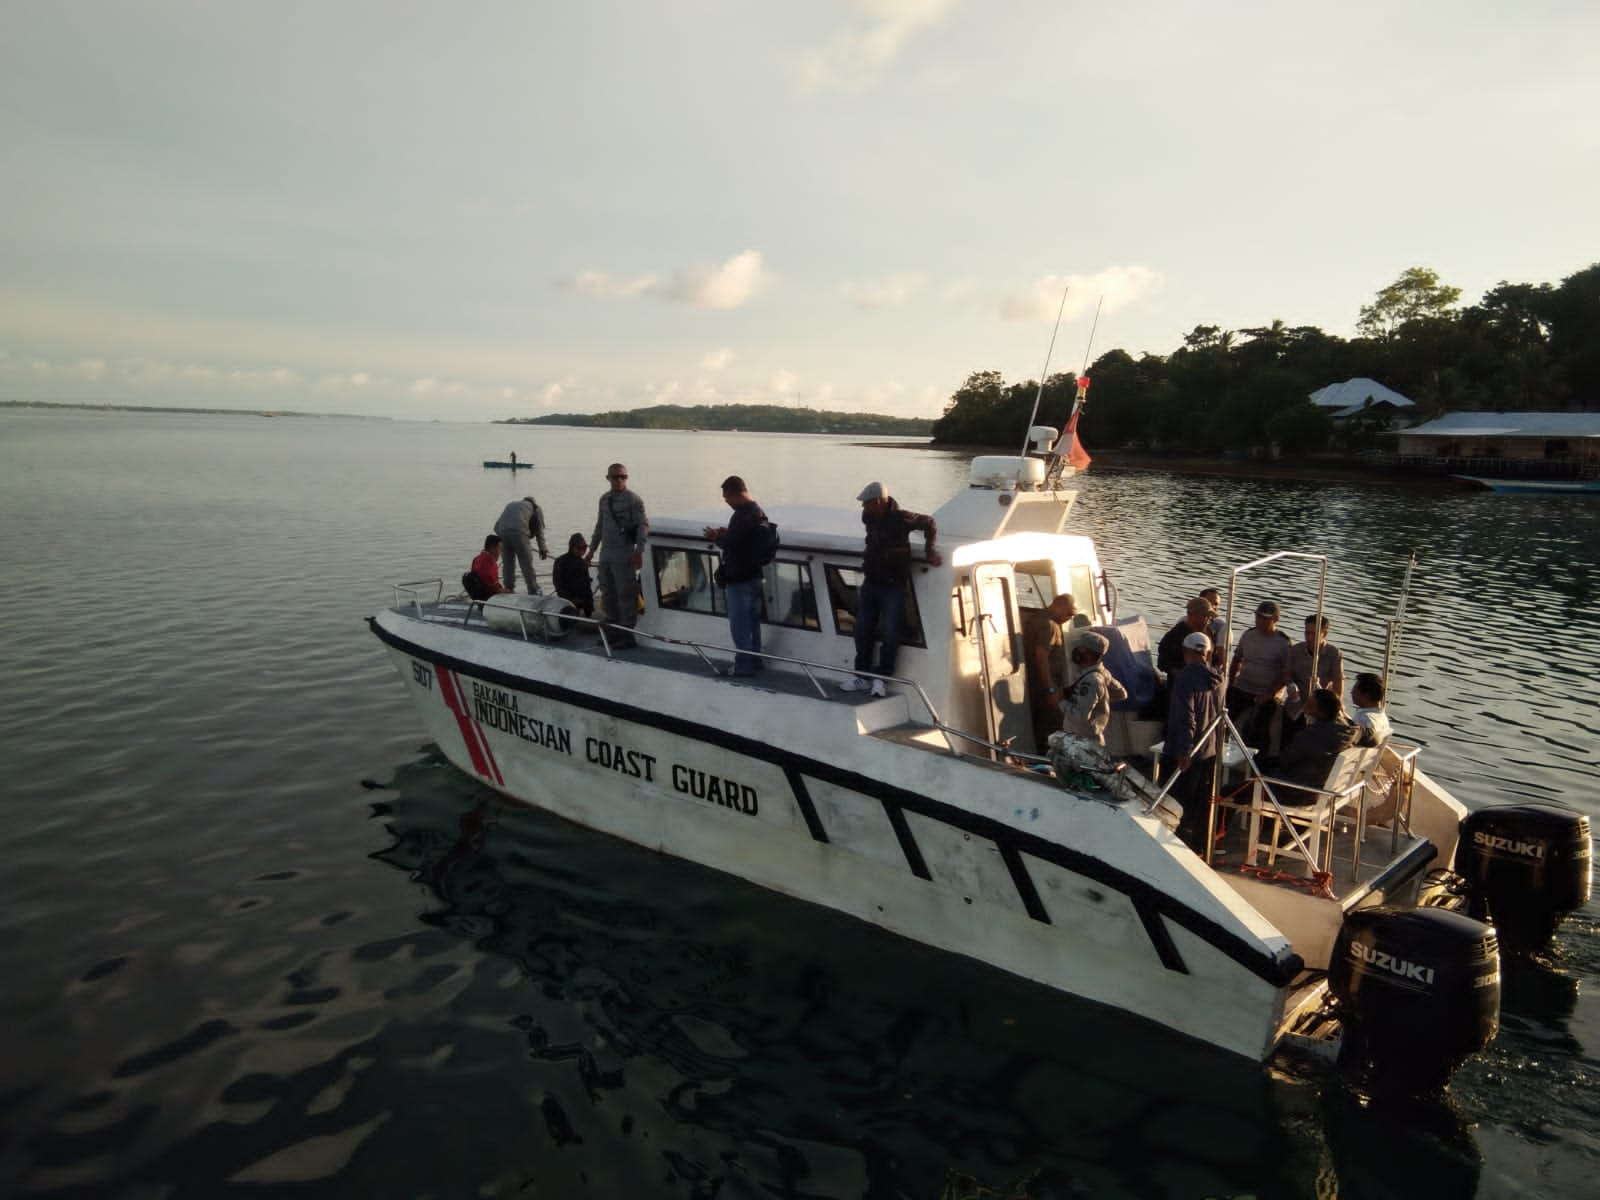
left=464, top=534, right=510, bottom=601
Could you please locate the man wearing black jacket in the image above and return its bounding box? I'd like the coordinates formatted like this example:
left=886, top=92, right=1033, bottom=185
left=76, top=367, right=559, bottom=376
left=703, top=475, right=769, bottom=677
left=841, top=481, right=941, bottom=698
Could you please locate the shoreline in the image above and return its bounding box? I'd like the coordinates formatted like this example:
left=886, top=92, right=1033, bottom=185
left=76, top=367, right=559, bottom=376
left=870, top=442, right=1460, bottom=489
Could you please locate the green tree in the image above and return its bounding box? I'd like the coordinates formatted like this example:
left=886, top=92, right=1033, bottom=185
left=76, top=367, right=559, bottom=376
left=1356, top=267, right=1463, bottom=340
left=1265, top=402, right=1334, bottom=454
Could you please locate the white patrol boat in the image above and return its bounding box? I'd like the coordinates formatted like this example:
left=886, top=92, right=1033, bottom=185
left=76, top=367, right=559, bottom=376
left=370, top=429, right=1589, bottom=1089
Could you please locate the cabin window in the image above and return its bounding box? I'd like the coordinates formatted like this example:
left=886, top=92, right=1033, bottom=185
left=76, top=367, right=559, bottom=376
left=822, top=564, right=926, bottom=648
left=764, top=560, right=820, bottom=630
left=1013, top=561, right=1055, bottom=609
left=1065, top=565, right=1095, bottom=617
left=653, top=547, right=725, bottom=616
left=1013, top=559, right=1097, bottom=622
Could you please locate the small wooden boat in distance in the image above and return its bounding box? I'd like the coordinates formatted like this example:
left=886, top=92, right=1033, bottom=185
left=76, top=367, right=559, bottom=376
left=483, top=461, right=532, bottom=469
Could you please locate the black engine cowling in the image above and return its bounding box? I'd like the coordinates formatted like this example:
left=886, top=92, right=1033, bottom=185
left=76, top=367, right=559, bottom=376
left=1330, top=906, right=1500, bottom=1097
left=1458, top=803, right=1592, bottom=954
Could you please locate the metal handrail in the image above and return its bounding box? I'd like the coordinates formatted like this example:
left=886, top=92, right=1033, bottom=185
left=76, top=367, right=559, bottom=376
left=393, top=579, right=444, bottom=618
left=429, top=594, right=960, bottom=755
left=1203, top=713, right=1331, bottom=892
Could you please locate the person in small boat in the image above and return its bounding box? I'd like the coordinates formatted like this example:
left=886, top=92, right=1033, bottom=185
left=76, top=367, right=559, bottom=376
left=1060, top=632, right=1128, bottom=745
left=463, top=534, right=510, bottom=601
left=702, top=475, right=769, bottom=677
left=1024, top=593, right=1077, bottom=750
left=1157, top=597, right=1214, bottom=688
left=1350, top=672, right=1392, bottom=746
left=1275, top=688, right=1361, bottom=802
left=1282, top=615, right=1345, bottom=746
left=509, top=450, right=517, bottom=466
left=1226, top=600, right=1292, bottom=754
left=1163, top=631, right=1223, bottom=852
left=840, top=481, right=940, bottom=697
left=552, top=533, right=595, bottom=619
left=494, top=496, right=549, bottom=595
left=587, top=463, right=648, bottom=647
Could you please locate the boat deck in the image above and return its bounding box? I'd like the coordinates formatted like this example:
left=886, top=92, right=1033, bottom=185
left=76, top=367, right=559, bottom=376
left=397, top=597, right=1434, bottom=908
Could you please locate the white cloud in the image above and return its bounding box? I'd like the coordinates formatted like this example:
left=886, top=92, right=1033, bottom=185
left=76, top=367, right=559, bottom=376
left=410, top=377, right=439, bottom=396
left=538, top=377, right=577, bottom=408
left=564, top=270, right=660, bottom=299
left=841, top=273, right=925, bottom=309
left=662, top=250, right=768, bottom=309
left=999, top=266, right=1164, bottom=322
left=700, top=347, right=733, bottom=370
left=563, top=253, right=767, bottom=309
left=225, top=367, right=298, bottom=389
left=796, top=0, right=959, bottom=92
left=769, top=368, right=799, bottom=399
left=71, top=358, right=107, bottom=380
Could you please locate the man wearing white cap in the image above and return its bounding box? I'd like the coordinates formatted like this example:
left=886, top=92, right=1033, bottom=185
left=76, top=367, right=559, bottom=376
left=840, top=481, right=941, bottom=697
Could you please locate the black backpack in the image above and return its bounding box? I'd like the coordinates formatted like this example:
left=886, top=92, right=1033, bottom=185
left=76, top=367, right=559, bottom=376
left=756, top=521, right=780, bottom=565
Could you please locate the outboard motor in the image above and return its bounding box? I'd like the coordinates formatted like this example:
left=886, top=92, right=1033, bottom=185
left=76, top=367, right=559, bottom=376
left=1330, top=907, right=1500, bottom=1098
left=1458, top=803, right=1592, bottom=955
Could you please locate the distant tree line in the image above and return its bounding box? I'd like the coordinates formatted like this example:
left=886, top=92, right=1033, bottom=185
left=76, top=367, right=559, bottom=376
left=506, top=403, right=932, bottom=437
left=930, top=261, right=1600, bottom=453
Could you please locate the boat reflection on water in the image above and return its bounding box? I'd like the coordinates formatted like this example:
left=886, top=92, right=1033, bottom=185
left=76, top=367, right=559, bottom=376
left=366, top=748, right=1495, bottom=1198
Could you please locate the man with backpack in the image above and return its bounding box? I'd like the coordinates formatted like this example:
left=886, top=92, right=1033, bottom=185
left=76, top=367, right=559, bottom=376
left=463, top=534, right=510, bottom=601
left=494, top=495, right=549, bottom=595
left=702, top=475, right=776, bottom=677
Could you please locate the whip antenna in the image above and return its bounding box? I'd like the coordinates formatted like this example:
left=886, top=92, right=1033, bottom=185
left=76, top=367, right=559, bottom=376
left=1042, top=294, right=1104, bottom=488
left=1078, top=294, right=1104, bottom=379
left=1016, top=282, right=1071, bottom=477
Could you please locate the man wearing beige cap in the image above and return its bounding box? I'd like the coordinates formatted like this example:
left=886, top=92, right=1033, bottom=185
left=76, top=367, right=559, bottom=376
left=840, top=481, right=940, bottom=697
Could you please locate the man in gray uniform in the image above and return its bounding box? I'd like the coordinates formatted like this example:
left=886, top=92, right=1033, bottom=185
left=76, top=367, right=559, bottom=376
left=587, top=462, right=648, bottom=646
left=494, top=496, right=549, bottom=594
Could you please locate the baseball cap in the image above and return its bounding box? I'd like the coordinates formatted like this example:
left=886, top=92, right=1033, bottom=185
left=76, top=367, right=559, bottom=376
left=1182, top=631, right=1213, bottom=654
left=856, top=481, right=886, bottom=502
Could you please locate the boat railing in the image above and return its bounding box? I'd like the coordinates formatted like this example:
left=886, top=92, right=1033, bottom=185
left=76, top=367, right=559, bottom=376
left=392, top=579, right=444, bottom=618
left=1203, top=713, right=1336, bottom=895
left=488, top=605, right=963, bottom=756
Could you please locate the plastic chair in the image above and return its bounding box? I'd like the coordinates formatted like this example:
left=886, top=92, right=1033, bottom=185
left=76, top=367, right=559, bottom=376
left=1245, top=745, right=1384, bottom=875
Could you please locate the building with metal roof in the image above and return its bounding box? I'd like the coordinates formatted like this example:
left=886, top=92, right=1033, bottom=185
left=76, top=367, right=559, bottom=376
left=1308, top=378, right=1415, bottom=419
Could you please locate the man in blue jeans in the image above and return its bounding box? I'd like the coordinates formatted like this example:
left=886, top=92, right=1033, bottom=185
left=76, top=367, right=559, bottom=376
left=702, top=475, right=770, bottom=677
left=842, top=481, right=941, bottom=697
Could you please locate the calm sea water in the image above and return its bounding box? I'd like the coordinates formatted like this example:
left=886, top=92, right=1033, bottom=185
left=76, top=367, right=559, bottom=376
left=1, top=408, right=1595, bottom=1199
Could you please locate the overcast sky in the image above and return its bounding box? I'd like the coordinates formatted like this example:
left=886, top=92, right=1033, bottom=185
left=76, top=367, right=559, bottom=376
left=3, top=0, right=1596, bottom=421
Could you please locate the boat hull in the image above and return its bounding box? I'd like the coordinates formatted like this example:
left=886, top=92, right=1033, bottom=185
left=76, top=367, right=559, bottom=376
left=1450, top=474, right=1600, bottom=494
left=372, top=608, right=1313, bottom=1061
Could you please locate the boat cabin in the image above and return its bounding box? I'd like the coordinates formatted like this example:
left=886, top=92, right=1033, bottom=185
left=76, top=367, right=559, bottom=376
left=644, top=450, right=1119, bottom=758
